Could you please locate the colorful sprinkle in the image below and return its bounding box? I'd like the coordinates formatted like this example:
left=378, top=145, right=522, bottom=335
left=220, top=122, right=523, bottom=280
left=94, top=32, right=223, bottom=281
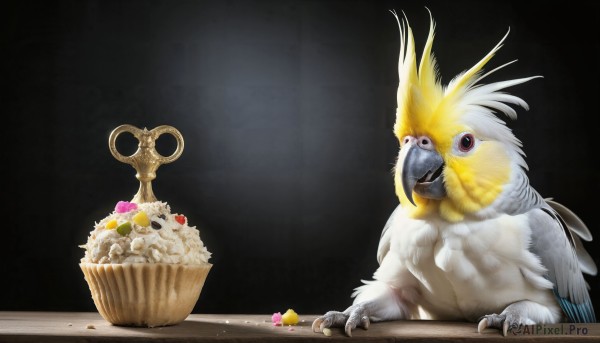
left=271, top=312, right=282, bottom=326
left=105, top=219, right=118, bottom=230
left=151, top=221, right=162, bottom=230
left=132, top=211, right=150, bottom=227
left=116, top=222, right=132, bottom=236
left=115, top=201, right=138, bottom=213
left=281, top=309, right=299, bottom=325
left=175, top=215, right=186, bottom=225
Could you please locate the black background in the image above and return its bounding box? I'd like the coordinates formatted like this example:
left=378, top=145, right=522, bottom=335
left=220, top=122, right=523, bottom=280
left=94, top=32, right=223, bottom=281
left=2, top=0, right=599, bottom=319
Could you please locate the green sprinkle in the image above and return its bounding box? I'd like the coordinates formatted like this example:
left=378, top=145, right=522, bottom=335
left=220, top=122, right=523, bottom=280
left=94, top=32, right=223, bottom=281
left=116, top=222, right=132, bottom=236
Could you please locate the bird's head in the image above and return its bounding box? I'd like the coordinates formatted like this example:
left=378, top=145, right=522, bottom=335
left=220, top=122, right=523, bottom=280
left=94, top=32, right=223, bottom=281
left=392, top=10, right=539, bottom=221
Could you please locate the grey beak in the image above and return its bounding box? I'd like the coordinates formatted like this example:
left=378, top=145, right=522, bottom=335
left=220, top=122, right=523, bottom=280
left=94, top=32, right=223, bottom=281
left=401, top=144, right=446, bottom=206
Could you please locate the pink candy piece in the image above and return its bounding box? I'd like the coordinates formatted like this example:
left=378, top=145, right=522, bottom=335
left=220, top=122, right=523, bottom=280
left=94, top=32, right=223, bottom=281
left=115, top=201, right=138, bottom=213
left=271, top=312, right=282, bottom=326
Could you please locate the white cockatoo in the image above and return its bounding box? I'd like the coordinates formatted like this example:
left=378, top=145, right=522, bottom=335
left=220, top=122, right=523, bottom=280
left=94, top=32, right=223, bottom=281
left=312, top=10, right=596, bottom=336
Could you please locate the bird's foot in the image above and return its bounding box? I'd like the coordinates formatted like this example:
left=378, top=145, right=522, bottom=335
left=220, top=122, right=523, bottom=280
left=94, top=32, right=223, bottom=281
left=312, top=304, right=370, bottom=337
left=478, top=301, right=536, bottom=336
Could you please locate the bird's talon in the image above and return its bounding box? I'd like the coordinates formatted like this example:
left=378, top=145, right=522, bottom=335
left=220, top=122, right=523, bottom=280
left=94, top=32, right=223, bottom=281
left=319, top=322, right=327, bottom=333
left=311, top=318, right=322, bottom=333
left=345, top=325, right=353, bottom=337
left=477, top=318, right=488, bottom=333
left=361, top=316, right=370, bottom=330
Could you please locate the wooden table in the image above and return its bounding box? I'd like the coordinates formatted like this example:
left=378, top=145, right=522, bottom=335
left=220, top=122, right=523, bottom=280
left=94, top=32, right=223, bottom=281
left=1, top=312, right=599, bottom=342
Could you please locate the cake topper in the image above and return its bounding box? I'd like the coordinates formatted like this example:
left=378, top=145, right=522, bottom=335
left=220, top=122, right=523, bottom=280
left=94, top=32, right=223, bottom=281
left=109, top=124, right=184, bottom=203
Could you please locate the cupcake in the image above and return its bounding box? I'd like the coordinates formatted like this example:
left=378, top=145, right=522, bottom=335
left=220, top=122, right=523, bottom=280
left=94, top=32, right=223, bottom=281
left=80, top=200, right=212, bottom=327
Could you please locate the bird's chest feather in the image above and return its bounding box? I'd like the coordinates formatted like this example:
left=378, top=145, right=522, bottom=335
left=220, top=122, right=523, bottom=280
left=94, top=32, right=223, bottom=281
left=391, top=214, right=534, bottom=319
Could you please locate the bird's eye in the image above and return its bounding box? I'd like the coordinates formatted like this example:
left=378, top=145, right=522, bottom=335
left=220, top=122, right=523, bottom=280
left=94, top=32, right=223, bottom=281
left=458, top=133, right=475, bottom=152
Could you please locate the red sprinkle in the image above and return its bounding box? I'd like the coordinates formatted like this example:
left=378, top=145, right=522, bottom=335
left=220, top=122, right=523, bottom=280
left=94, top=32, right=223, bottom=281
left=175, top=215, right=186, bottom=225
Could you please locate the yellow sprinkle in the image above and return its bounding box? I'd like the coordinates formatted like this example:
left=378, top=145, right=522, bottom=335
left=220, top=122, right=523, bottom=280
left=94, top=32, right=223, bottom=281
left=323, top=328, right=332, bottom=336
left=105, top=220, right=118, bottom=230
left=281, top=309, right=299, bottom=325
left=132, top=211, right=150, bottom=227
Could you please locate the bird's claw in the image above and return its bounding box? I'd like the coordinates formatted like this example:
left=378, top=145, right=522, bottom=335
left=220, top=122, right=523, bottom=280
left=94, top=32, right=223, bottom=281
left=312, top=305, right=370, bottom=337
left=477, top=305, right=529, bottom=336
left=312, top=311, right=347, bottom=334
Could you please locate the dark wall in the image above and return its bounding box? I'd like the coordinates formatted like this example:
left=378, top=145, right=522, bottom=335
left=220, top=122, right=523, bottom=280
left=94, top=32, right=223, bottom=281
left=2, top=0, right=599, bottom=318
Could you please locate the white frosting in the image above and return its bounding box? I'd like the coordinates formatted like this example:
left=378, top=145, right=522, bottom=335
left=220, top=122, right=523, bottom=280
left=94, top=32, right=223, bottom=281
left=80, top=201, right=211, bottom=265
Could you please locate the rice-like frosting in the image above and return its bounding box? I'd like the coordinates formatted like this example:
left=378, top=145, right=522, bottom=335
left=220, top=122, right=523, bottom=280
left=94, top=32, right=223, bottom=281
left=80, top=201, right=211, bottom=265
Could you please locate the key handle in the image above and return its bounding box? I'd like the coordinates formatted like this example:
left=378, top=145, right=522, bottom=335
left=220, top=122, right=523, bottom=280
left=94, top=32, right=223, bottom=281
left=109, top=124, right=184, bottom=203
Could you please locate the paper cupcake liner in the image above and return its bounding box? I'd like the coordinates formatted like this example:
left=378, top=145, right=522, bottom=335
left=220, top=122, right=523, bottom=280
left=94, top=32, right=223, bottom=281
left=80, top=262, right=211, bottom=327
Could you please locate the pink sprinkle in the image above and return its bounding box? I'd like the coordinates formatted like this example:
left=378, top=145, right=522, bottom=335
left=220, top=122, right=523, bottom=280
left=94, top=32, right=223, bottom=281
left=115, top=201, right=138, bottom=213
left=271, top=312, right=282, bottom=325
left=288, top=327, right=294, bottom=331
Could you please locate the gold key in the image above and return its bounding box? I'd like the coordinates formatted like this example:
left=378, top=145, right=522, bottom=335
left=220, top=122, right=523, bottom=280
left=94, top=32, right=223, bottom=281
left=108, top=124, right=184, bottom=203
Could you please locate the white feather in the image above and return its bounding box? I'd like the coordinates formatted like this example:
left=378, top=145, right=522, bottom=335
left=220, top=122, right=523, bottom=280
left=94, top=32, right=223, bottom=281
left=353, top=209, right=561, bottom=322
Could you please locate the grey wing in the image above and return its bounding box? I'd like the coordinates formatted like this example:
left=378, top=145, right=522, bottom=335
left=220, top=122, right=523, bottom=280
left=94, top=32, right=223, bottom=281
left=546, top=200, right=596, bottom=276
left=528, top=201, right=597, bottom=322
left=377, top=204, right=402, bottom=265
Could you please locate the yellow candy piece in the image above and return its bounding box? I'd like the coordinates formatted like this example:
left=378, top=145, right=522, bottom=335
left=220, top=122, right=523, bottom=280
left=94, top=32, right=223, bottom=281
left=132, top=211, right=150, bottom=227
left=281, top=309, right=299, bottom=325
left=105, top=219, right=118, bottom=230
